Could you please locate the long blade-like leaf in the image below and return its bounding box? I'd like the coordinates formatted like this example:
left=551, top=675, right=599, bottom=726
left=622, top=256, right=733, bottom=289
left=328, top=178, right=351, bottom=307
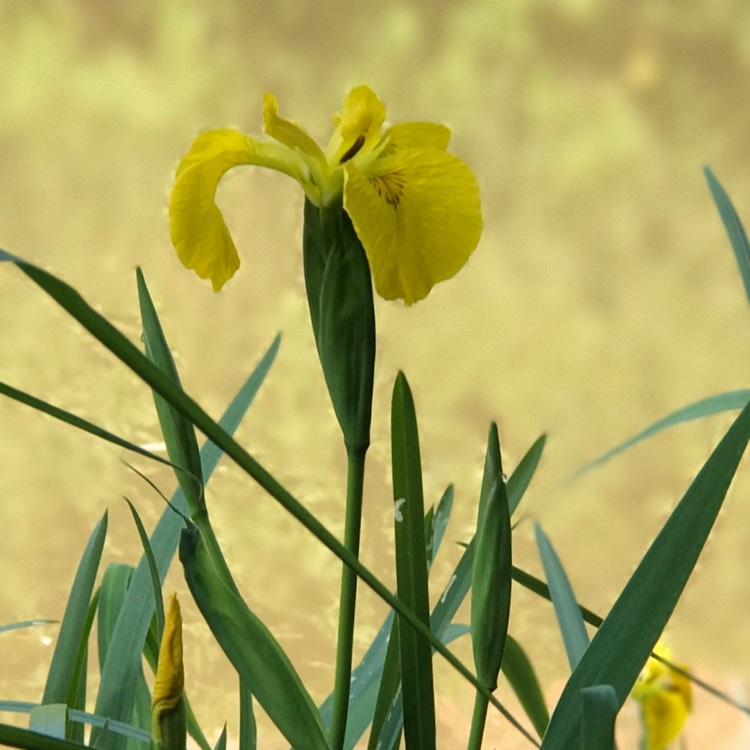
left=534, top=524, right=589, bottom=671
left=574, top=390, right=750, bottom=476
left=542, top=399, right=750, bottom=748
left=501, top=636, right=549, bottom=739
left=42, top=513, right=108, bottom=706
left=705, top=166, right=750, bottom=305
left=391, top=372, right=436, bottom=750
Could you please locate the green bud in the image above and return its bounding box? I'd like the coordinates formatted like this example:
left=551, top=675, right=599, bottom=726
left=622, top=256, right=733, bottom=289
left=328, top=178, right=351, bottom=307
left=471, top=425, right=512, bottom=691
left=302, top=197, right=376, bottom=451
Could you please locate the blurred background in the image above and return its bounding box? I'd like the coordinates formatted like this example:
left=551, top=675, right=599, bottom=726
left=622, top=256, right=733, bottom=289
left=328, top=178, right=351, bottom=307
left=1, top=1, right=750, bottom=747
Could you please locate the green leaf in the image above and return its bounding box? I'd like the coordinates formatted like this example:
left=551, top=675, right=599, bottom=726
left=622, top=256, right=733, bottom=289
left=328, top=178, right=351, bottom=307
left=507, top=434, right=546, bottom=517
left=42, top=512, right=107, bottom=706
left=501, top=636, right=549, bottom=739
left=0, top=704, right=150, bottom=744
left=511, top=567, right=603, bottom=629
left=575, top=390, right=750, bottom=476
left=0, top=381, right=183, bottom=473
left=213, top=726, right=228, bottom=750
left=390, top=372, right=436, bottom=750
left=137, top=268, right=204, bottom=515
left=541, top=399, right=750, bottom=748
left=30, top=705, right=69, bottom=740
left=0, top=723, right=90, bottom=750
left=180, top=523, right=330, bottom=750
left=534, top=523, right=589, bottom=671
left=705, top=166, right=750, bottom=305
left=580, top=685, right=617, bottom=750
left=0, top=620, right=56, bottom=633
left=124, top=499, right=165, bottom=641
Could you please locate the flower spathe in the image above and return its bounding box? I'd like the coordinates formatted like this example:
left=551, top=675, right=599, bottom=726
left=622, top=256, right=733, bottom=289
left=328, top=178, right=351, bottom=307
left=169, top=85, right=483, bottom=304
left=632, top=642, right=692, bottom=750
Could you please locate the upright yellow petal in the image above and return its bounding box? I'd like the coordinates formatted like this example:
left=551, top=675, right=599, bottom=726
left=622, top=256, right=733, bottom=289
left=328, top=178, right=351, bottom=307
left=328, top=85, right=386, bottom=165
left=169, top=128, right=309, bottom=290
left=345, top=148, right=482, bottom=304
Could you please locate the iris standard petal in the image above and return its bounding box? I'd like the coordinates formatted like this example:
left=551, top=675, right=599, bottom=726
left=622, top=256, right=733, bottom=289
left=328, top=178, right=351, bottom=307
left=345, top=148, right=482, bottom=304
left=169, top=128, right=308, bottom=290
left=328, top=85, right=386, bottom=165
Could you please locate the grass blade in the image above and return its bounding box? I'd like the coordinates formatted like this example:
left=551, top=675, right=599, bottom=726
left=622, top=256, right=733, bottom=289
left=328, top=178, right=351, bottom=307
left=705, top=166, right=750, bottom=305
left=0, top=381, right=179, bottom=472
left=390, top=372, right=436, bottom=750
left=42, top=512, right=107, bottom=707
left=534, top=524, right=589, bottom=671
left=507, top=434, right=546, bottom=516
left=501, top=636, right=549, bottom=739
left=137, top=268, right=204, bottom=515
left=574, top=390, right=750, bottom=476
left=542, top=399, right=750, bottom=748
left=0, top=620, right=56, bottom=633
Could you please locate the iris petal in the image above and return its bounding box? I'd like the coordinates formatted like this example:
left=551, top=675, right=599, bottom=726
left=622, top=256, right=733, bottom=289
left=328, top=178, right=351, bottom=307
left=345, top=146, right=482, bottom=304
left=169, top=128, right=307, bottom=290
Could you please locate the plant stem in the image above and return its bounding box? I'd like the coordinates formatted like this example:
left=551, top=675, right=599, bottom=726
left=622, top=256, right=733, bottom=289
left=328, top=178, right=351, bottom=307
left=468, top=691, right=490, bottom=750
left=329, top=445, right=368, bottom=750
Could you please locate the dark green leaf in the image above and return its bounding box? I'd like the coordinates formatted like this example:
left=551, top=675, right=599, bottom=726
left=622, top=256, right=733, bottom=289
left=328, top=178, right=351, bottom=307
left=137, top=268, right=205, bottom=515
left=501, top=636, right=549, bottom=739
left=390, top=372, right=436, bottom=750
left=580, top=685, right=617, bottom=750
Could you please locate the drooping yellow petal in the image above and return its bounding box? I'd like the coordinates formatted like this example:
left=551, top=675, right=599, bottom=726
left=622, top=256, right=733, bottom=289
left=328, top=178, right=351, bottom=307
left=152, top=594, right=184, bottom=728
left=344, top=147, right=482, bottom=304
left=169, top=128, right=310, bottom=290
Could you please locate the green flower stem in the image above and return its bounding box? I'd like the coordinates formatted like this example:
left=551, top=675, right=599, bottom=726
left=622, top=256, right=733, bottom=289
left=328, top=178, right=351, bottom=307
left=467, top=691, right=490, bottom=750
left=329, top=445, right=368, bottom=750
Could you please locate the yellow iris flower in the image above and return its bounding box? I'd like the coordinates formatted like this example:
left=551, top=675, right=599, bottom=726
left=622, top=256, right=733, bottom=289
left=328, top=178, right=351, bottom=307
left=632, top=642, right=692, bottom=750
left=169, top=85, right=483, bottom=304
